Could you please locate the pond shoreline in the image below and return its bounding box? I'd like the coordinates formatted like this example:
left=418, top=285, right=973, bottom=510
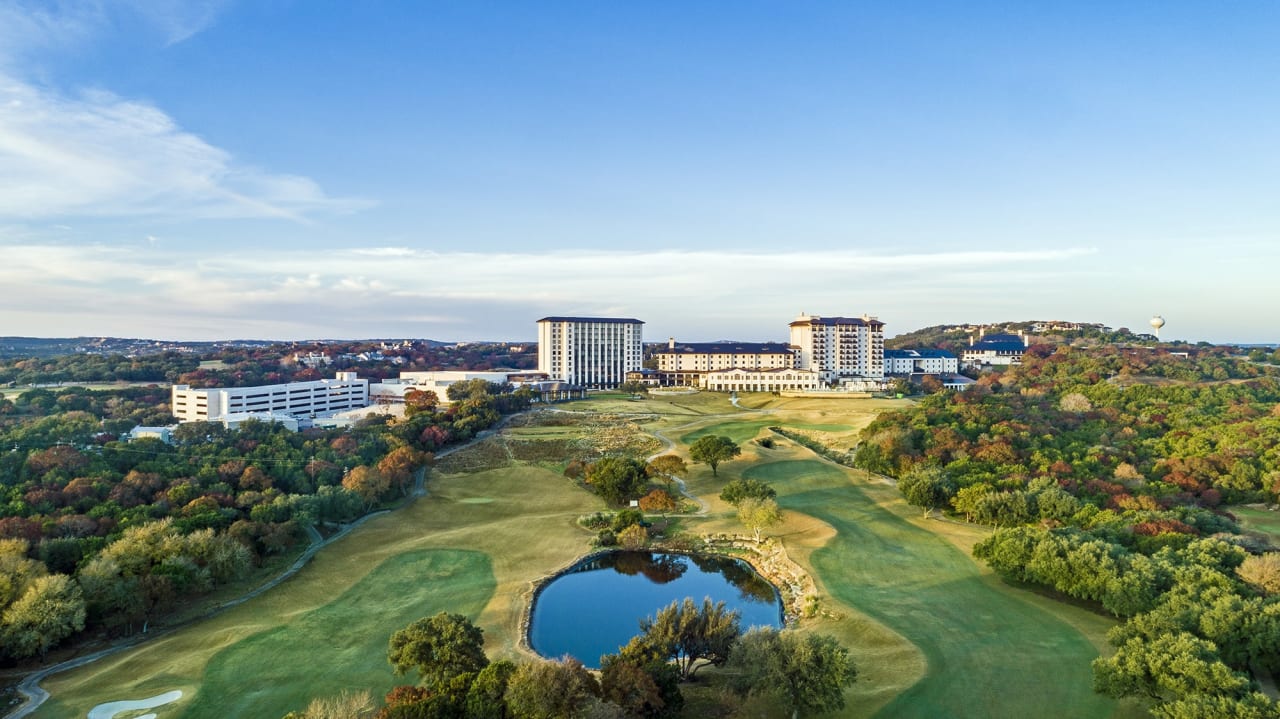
left=519, top=535, right=816, bottom=661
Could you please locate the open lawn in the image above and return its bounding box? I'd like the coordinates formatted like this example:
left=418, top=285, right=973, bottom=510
left=747, top=459, right=1123, bottom=718
left=34, top=464, right=600, bottom=718
left=1231, top=505, right=1280, bottom=544
left=35, top=392, right=1137, bottom=718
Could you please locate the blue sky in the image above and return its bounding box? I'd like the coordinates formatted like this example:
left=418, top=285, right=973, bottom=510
left=2, top=1, right=1277, bottom=343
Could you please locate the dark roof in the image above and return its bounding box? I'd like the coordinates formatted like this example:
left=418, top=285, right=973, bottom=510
left=789, top=316, right=884, bottom=327
left=659, top=342, right=795, bottom=355
left=885, top=348, right=956, bottom=359
left=967, top=342, right=1026, bottom=353
left=537, top=316, right=644, bottom=324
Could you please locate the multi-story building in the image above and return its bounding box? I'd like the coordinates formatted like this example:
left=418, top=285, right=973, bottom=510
left=788, top=313, right=885, bottom=383
left=171, top=371, right=369, bottom=422
left=537, top=316, right=644, bottom=389
left=961, top=331, right=1030, bottom=368
left=883, top=349, right=959, bottom=375
left=702, top=367, right=822, bottom=393
left=653, top=339, right=796, bottom=386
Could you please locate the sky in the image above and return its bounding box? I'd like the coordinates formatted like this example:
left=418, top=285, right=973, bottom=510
left=1, top=1, right=1278, bottom=344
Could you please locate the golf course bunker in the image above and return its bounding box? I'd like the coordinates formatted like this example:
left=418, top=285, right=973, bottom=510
left=458, top=497, right=495, bottom=503
left=88, top=690, right=182, bottom=719
left=529, top=551, right=782, bottom=668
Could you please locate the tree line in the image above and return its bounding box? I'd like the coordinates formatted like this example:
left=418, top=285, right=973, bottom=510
left=849, top=345, right=1280, bottom=715
left=284, top=604, right=856, bottom=719
left=0, top=380, right=530, bottom=662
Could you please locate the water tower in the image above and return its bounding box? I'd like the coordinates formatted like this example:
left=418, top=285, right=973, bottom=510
left=1150, top=315, right=1165, bottom=340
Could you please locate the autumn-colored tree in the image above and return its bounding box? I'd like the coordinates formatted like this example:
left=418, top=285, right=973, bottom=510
left=404, top=389, right=440, bottom=416
left=638, top=489, right=677, bottom=513
left=379, top=446, right=427, bottom=497
left=1238, top=553, right=1280, bottom=595
left=343, top=466, right=390, bottom=510
left=619, top=524, right=649, bottom=550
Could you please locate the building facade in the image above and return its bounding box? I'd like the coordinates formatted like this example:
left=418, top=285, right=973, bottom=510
left=702, top=367, right=822, bottom=393
left=652, top=340, right=796, bottom=386
left=883, top=349, right=959, bottom=375
left=171, top=371, right=369, bottom=422
left=788, top=314, right=885, bottom=383
left=960, top=331, right=1030, bottom=368
left=537, top=316, right=644, bottom=389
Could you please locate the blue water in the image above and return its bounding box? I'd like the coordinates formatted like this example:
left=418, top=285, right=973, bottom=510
left=529, top=551, right=782, bottom=668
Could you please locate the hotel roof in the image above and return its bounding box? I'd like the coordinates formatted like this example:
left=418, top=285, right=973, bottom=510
left=537, top=316, right=644, bottom=324
left=659, top=342, right=794, bottom=355
left=789, top=315, right=885, bottom=327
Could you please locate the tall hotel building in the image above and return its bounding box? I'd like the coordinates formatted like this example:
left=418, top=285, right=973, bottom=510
left=537, top=316, right=644, bottom=389
left=788, top=313, right=886, bottom=382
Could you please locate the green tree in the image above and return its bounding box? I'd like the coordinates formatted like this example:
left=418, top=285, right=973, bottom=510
left=617, top=381, right=650, bottom=397
left=1152, top=692, right=1280, bottom=719
left=1092, top=632, right=1252, bottom=702
left=388, top=612, right=489, bottom=690
left=599, top=654, right=660, bottom=716
left=897, top=465, right=957, bottom=519
left=636, top=597, right=740, bottom=680
left=505, top=656, right=601, bottom=719
left=465, top=659, right=517, bottom=719
left=726, top=628, right=858, bottom=719
left=719, top=478, right=777, bottom=506
left=688, top=436, right=740, bottom=477
left=586, top=458, right=650, bottom=506
left=1, top=574, right=86, bottom=659
left=737, top=497, right=783, bottom=542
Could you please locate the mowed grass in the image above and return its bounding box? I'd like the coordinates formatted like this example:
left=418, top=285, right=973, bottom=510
left=744, top=459, right=1122, bottom=719
left=36, top=394, right=1137, bottom=718
left=680, top=419, right=854, bottom=446
left=35, top=464, right=600, bottom=718
left=1230, top=505, right=1280, bottom=544
left=184, top=550, right=490, bottom=718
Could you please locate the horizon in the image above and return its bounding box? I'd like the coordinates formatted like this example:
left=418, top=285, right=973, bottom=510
left=3, top=3, right=1278, bottom=343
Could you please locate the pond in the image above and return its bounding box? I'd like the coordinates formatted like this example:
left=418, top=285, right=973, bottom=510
left=529, top=551, right=783, bottom=668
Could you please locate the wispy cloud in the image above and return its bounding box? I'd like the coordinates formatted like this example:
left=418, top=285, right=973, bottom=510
left=0, top=243, right=1101, bottom=339
left=0, top=1, right=368, bottom=222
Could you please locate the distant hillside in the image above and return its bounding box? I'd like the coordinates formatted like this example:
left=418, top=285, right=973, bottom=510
left=885, top=321, right=1161, bottom=351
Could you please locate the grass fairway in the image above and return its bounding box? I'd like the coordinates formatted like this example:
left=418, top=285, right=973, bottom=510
left=1231, top=505, right=1280, bottom=543
left=182, top=551, right=488, bottom=718
left=33, top=394, right=1133, bottom=718
left=183, top=550, right=491, bottom=718
left=746, top=459, right=1117, bottom=719
left=680, top=419, right=854, bottom=446
left=35, top=464, right=598, bottom=718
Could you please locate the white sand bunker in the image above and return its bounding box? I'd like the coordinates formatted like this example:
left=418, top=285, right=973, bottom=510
left=88, top=690, right=183, bottom=719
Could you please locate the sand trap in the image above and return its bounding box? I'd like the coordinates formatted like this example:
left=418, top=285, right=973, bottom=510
left=88, top=690, right=182, bottom=719
left=458, top=497, right=495, bottom=503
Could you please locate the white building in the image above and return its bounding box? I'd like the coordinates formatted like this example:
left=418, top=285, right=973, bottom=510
left=128, top=426, right=174, bottom=443
left=961, top=331, right=1030, bottom=368
left=171, top=372, right=369, bottom=422
left=371, top=370, right=524, bottom=406
left=883, top=349, right=959, bottom=375
left=537, top=316, right=644, bottom=389
left=788, top=313, right=885, bottom=383
left=702, top=367, right=822, bottom=393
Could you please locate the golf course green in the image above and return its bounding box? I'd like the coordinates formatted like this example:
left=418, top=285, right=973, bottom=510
left=31, top=392, right=1141, bottom=718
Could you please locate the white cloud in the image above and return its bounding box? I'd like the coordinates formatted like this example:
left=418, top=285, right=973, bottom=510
left=0, top=75, right=369, bottom=220
left=0, top=1, right=367, bottom=222
left=0, top=243, right=1105, bottom=340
